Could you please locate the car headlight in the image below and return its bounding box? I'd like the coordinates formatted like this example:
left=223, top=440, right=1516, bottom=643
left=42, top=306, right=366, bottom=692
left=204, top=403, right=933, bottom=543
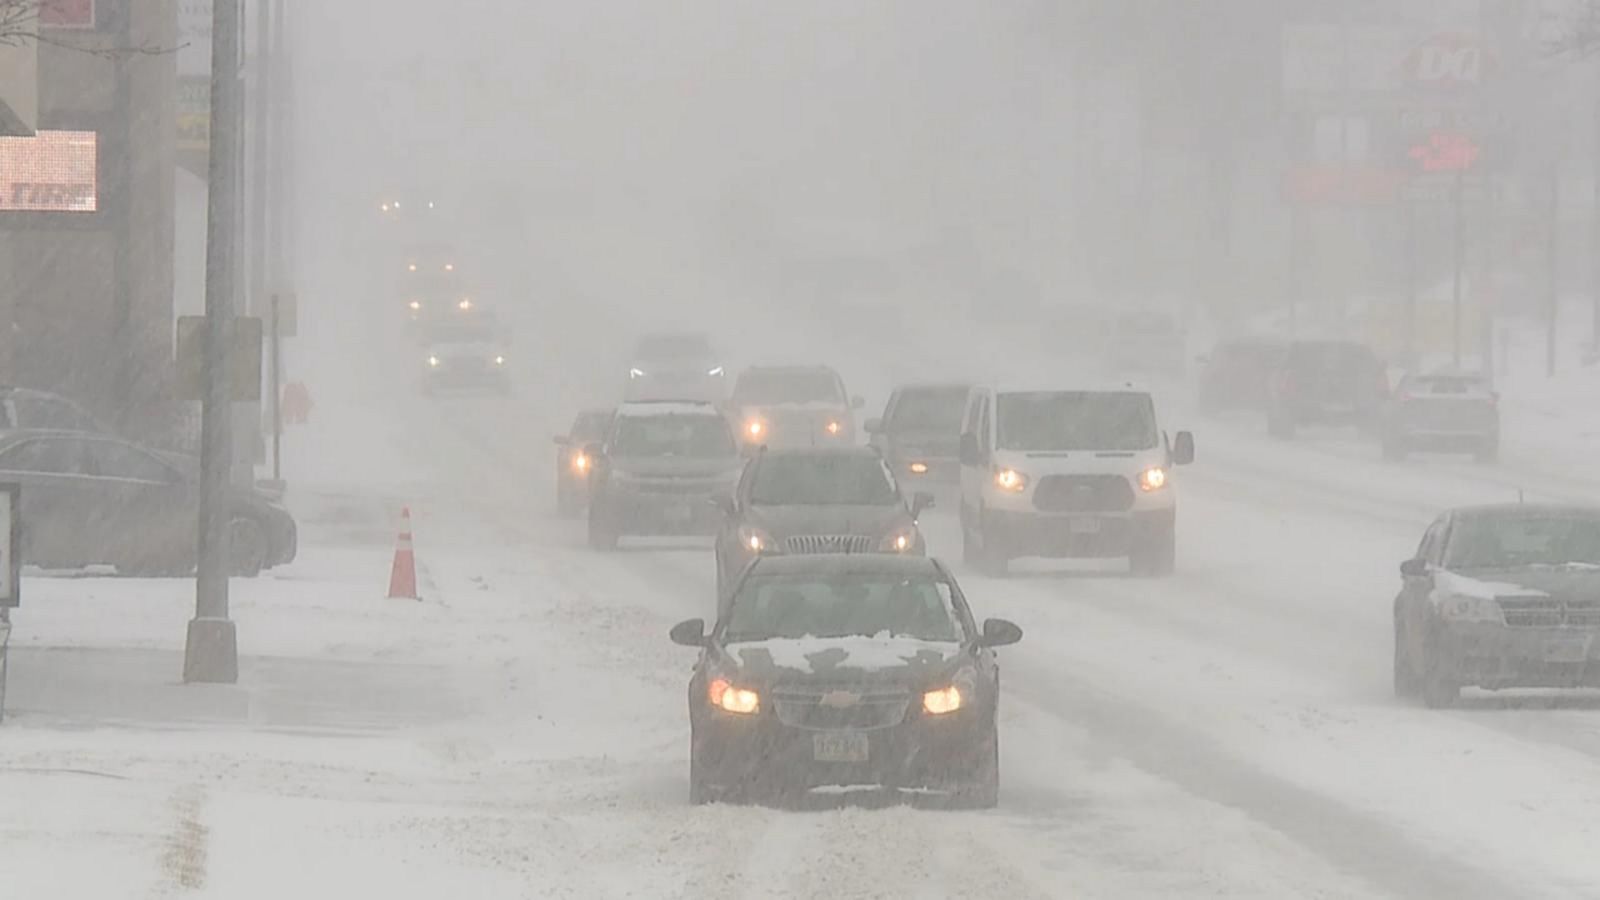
left=824, top=420, right=843, bottom=436
left=629, top=367, right=645, bottom=379
left=570, top=452, right=591, bottom=474
left=1137, top=467, right=1168, bottom=492
left=707, top=366, right=725, bottom=377
left=407, top=300, right=422, bottom=311
left=708, top=677, right=760, bottom=715
left=908, top=461, right=929, bottom=475
left=1438, top=594, right=1503, bottom=624
left=493, top=355, right=506, bottom=366
left=994, top=467, right=1028, bottom=492
left=427, top=355, right=440, bottom=368
left=738, top=525, right=773, bottom=554
left=744, top=419, right=766, bottom=441
left=880, top=528, right=918, bottom=553
left=458, top=298, right=473, bottom=311
left=923, top=667, right=977, bottom=716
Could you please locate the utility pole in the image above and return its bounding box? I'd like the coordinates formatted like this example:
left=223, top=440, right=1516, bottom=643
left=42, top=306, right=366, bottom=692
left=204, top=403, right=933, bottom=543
left=1452, top=167, right=1466, bottom=368
left=184, top=0, right=242, bottom=685
left=1550, top=166, right=1562, bottom=377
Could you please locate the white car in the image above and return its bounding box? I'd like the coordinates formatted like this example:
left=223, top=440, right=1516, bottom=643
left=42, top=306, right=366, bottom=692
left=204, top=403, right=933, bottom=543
left=624, top=332, right=727, bottom=403
left=957, top=385, right=1194, bottom=576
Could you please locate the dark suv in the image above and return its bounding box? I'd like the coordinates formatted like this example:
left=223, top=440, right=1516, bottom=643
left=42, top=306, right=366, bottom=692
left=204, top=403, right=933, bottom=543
left=714, top=447, right=932, bottom=598
left=1266, top=340, right=1388, bottom=438
left=1196, top=337, right=1286, bottom=415
left=865, top=383, right=970, bottom=487
left=586, top=402, right=744, bottom=550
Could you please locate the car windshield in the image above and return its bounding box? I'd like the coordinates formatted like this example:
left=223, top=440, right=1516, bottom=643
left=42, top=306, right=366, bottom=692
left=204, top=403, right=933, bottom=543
left=1445, top=514, right=1600, bottom=569
left=612, top=415, right=735, bottom=458
left=750, top=455, right=898, bottom=505
left=889, top=388, right=968, bottom=431
left=732, top=371, right=842, bottom=406
left=572, top=412, right=612, bottom=440
left=635, top=334, right=711, bottom=359
left=1407, top=375, right=1489, bottom=396
left=996, top=392, right=1157, bottom=452
left=724, top=573, right=964, bottom=643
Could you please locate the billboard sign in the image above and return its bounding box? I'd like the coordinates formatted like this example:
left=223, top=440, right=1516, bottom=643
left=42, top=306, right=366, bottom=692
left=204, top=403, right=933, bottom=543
left=38, top=0, right=95, bottom=28
left=0, top=130, right=97, bottom=212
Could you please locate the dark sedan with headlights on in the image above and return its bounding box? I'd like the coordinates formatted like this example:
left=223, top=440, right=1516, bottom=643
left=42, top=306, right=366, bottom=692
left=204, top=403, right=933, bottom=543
left=671, top=554, right=1021, bottom=807
left=552, top=407, right=614, bottom=517
left=585, top=401, right=744, bottom=550
left=866, top=383, right=970, bottom=487
left=1395, top=504, right=1600, bottom=707
left=714, top=447, right=932, bottom=599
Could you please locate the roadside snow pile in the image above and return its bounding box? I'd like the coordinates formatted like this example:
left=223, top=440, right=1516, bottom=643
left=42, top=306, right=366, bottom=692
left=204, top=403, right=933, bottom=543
left=732, top=634, right=959, bottom=673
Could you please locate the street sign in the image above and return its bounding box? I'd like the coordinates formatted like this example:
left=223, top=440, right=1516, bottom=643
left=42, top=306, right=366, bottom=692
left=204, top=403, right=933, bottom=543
left=1403, top=32, right=1494, bottom=90
left=0, top=483, right=21, bottom=608
left=176, top=316, right=264, bottom=403
left=0, top=37, right=36, bottom=137
left=1408, top=131, right=1481, bottom=173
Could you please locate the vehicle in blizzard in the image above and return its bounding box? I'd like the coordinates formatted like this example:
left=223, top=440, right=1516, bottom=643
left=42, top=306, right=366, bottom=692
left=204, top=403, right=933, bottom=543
left=1102, top=308, right=1188, bottom=377
left=866, top=383, right=970, bottom=487
left=1195, top=337, right=1287, bottom=415
left=0, top=430, right=296, bottom=577
left=1394, top=504, right=1600, bottom=708
left=624, top=332, right=726, bottom=403
left=958, top=386, right=1193, bottom=577
left=714, top=447, right=933, bottom=597
left=729, top=365, right=863, bottom=450
left=1379, top=371, right=1499, bottom=462
left=552, top=408, right=614, bottom=516
left=670, top=554, right=1022, bottom=807
left=421, top=337, right=510, bottom=394
left=1265, top=340, right=1389, bottom=438
left=586, top=402, right=744, bottom=550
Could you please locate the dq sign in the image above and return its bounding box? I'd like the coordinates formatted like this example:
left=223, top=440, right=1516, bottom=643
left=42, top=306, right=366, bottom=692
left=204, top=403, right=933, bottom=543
left=1404, top=33, right=1493, bottom=89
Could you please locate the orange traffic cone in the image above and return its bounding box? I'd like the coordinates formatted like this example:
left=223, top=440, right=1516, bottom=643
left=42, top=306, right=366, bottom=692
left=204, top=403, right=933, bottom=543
left=388, top=507, right=418, bottom=599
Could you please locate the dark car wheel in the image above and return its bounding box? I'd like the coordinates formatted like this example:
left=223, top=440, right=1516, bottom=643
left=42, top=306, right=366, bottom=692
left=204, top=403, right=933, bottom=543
left=229, top=516, right=269, bottom=578
left=950, top=729, right=999, bottom=809
left=1393, top=617, right=1418, bottom=699
left=1419, top=632, right=1460, bottom=709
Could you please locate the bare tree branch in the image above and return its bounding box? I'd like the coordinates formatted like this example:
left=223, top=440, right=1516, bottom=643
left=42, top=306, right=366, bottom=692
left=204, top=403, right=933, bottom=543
left=1542, top=0, right=1600, bottom=59
left=0, top=0, right=180, bottom=58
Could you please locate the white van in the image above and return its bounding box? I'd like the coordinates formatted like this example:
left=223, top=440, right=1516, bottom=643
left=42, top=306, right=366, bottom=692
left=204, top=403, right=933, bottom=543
left=958, top=386, right=1194, bottom=577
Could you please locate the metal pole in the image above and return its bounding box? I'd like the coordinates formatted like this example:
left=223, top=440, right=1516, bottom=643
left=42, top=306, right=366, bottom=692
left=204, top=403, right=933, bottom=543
left=1288, top=203, right=1301, bottom=338
left=1404, top=197, right=1417, bottom=369
left=184, top=0, right=242, bottom=685
left=250, top=0, right=271, bottom=316
left=1551, top=167, right=1561, bottom=377
left=1452, top=167, right=1466, bottom=369
left=270, top=294, right=282, bottom=484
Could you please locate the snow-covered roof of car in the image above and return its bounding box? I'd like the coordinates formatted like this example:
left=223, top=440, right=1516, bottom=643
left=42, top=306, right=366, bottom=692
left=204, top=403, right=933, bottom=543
left=749, top=553, right=944, bottom=578
left=613, top=400, right=725, bottom=417
left=982, top=381, right=1153, bottom=396
left=1447, top=503, right=1600, bottom=519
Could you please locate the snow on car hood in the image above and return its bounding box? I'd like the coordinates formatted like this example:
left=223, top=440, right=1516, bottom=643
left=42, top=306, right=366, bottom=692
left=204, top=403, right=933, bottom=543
left=730, top=634, right=961, bottom=676
left=1433, top=569, right=1550, bottom=601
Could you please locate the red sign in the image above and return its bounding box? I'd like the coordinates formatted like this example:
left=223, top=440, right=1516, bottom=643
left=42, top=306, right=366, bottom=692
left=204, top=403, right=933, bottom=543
left=1403, top=33, right=1492, bottom=88
left=1408, top=131, right=1480, bottom=174
left=38, top=0, right=95, bottom=28
left=0, top=130, right=98, bottom=211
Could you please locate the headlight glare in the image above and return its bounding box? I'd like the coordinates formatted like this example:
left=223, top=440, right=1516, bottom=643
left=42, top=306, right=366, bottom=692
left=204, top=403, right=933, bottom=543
left=994, top=467, right=1028, bottom=492
left=629, top=367, right=645, bottom=379
left=908, top=461, right=929, bottom=475
left=825, top=420, right=842, bottom=436
left=1138, top=467, right=1168, bottom=492
left=738, top=526, right=772, bottom=554
left=427, top=355, right=440, bottom=367
left=708, top=678, right=760, bottom=715
left=880, top=529, right=918, bottom=553
left=571, top=453, right=590, bottom=473
left=707, top=366, right=725, bottom=377
left=923, top=685, right=963, bottom=715
left=745, top=419, right=766, bottom=440
left=493, top=355, right=506, bottom=366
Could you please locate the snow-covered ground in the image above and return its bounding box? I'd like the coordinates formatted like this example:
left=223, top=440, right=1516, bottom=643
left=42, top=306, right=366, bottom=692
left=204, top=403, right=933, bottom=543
left=6, top=341, right=1600, bottom=898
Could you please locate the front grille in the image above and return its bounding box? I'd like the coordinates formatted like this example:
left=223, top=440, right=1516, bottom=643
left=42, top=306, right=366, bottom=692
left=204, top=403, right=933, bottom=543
left=1499, top=598, right=1600, bottom=628
left=773, top=687, right=911, bottom=730
left=1033, top=475, right=1135, bottom=513
left=784, top=534, right=876, bottom=555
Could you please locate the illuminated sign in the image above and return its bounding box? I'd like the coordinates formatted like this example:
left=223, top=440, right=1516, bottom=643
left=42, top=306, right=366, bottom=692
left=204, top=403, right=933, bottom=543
left=1408, top=131, right=1480, bottom=174
left=0, top=130, right=98, bottom=212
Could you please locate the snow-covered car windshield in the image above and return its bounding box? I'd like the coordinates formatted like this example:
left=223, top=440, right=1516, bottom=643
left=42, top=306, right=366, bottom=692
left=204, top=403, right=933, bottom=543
left=724, top=574, right=962, bottom=643
left=612, top=415, right=735, bottom=458
left=997, top=392, right=1157, bottom=452
left=890, top=388, right=968, bottom=431
left=750, top=455, right=899, bottom=506
left=1445, top=514, right=1600, bottom=569
left=732, top=371, right=842, bottom=406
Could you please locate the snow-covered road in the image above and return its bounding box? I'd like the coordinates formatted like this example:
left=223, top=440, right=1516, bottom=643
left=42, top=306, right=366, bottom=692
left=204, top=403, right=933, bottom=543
left=5, top=371, right=1600, bottom=898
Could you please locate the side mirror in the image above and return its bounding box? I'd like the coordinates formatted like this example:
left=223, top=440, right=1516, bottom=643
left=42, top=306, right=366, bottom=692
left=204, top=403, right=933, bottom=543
left=1172, top=431, right=1195, bottom=466
left=979, top=618, right=1023, bottom=648
left=669, top=618, right=707, bottom=647
left=851, top=395, right=865, bottom=410
left=864, top=417, right=883, bottom=435
left=959, top=433, right=982, bottom=466
left=1400, top=558, right=1430, bottom=578
left=911, top=491, right=935, bottom=517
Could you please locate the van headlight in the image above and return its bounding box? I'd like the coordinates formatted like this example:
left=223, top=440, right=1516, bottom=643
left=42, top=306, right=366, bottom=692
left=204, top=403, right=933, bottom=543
left=880, top=528, right=919, bottom=553
left=994, top=467, right=1028, bottom=493
left=1137, top=467, right=1168, bottom=492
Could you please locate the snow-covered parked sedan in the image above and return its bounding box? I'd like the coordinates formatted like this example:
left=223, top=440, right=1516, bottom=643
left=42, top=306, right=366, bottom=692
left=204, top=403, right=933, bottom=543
left=670, top=554, right=1021, bottom=807
left=1394, top=504, right=1600, bottom=707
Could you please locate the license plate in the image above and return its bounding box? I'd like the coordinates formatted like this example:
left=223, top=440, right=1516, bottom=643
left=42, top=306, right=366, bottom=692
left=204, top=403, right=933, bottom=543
left=813, top=731, right=869, bottom=763
left=1544, top=637, right=1590, bottom=664
left=1069, top=517, right=1101, bottom=535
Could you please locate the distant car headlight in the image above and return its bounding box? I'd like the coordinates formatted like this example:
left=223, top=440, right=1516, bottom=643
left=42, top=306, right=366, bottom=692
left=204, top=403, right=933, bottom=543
left=458, top=298, right=473, bottom=311
left=1137, top=466, right=1168, bottom=492
left=1438, top=594, right=1503, bottom=624
left=994, top=467, right=1028, bottom=492
left=707, top=366, right=725, bottom=377
left=571, top=452, right=591, bottom=474
left=824, top=420, right=843, bottom=436
left=880, top=528, right=919, bottom=553
left=908, top=461, right=930, bottom=475
left=493, top=355, right=506, bottom=366
left=738, top=525, right=773, bottom=554
left=744, top=419, right=766, bottom=440
left=443, top=263, right=455, bottom=272
left=407, top=262, right=418, bottom=272
left=427, top=355, right=440, bottom=368
left=407, top=300, right=422, bottom=311
left=924, top=666, right=977, bottom=716
left=708, top=677, right=760, bottom=715
left=629, top=367, right=646, bottom=379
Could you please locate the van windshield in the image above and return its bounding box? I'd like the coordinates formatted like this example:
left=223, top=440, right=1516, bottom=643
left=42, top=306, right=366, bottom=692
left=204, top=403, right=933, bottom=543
left=996, top=392, right=1158, bottom=452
